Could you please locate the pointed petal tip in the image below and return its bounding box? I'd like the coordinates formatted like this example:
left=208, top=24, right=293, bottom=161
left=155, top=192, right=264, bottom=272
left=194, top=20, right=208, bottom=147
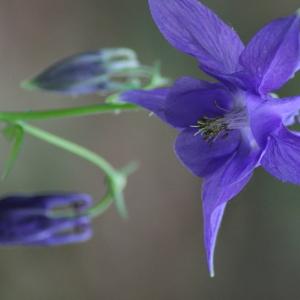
left=208, top=261, right=215, bottom=278
left=206, top=233, right=217, bottom=278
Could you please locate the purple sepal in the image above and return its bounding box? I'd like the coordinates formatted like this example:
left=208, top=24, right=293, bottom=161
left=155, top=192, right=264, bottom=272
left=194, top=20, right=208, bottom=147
left=261, top=125, right=300, bottom=185
left=120, top=88, right=170, bottom=122
left=202, top=173, right=252, bottom=277
left=202, top=138, right=260, bottom=276
left=240, top=13, right=300, bottom=95
left=148, top=0, right=244, bottom=79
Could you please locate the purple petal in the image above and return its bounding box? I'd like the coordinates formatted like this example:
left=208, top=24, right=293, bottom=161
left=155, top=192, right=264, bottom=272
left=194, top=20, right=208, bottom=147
left=0, top=215, right=57, bottom=245
left=0, top=193, right=92, bottom=212
left=43, top=193, right=93, bottom=212
left=20, top=216, right=92, bottom=246
left=264, top=95, right=300, bottom=125
left=148, top=0, right=244, bottom=76
left=174, top=128, right=241, bottom=177
left=120, top=88, right=170, bottom=122
left=240, top=13, right=300, bottom=95
left=246, top=93, right=282, bottom=147
left=201, top=139, right=260, bottom=276
left=261, top=125, right=300, bottom=185
left=164, top=77, right=232, bottom=128
left=31, top=217, right=93, bottom=246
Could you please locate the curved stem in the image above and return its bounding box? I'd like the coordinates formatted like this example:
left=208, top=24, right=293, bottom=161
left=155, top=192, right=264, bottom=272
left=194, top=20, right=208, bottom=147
left=20, top=122, right=116, bottom=175
left=0, top=103, right=137, bottom=122
left=18, top=122, right=128, bottom=218
left=88, top=193, right=114, bottom=219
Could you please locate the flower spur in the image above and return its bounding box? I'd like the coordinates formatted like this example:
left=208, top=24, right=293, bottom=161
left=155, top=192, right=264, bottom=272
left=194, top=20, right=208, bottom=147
left=121, top=0, right=300, bottom=276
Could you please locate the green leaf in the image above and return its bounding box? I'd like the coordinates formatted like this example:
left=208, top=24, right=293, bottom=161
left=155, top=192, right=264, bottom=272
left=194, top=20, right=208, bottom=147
left=109, top=172, right=129, bottom=219
left=2, top=124, right=24, bottom=180
left=147, top=61, right=171, bottom=89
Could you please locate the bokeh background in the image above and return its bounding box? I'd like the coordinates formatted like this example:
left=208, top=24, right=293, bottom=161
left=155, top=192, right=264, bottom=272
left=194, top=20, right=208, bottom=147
left=0, top=0, right=299, bottom=299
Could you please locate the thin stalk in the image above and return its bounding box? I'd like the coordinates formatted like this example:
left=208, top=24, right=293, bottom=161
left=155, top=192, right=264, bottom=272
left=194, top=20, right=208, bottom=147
left=0, top=103, right=137, bottom=122
left=18, top=122, right=128, bottom=218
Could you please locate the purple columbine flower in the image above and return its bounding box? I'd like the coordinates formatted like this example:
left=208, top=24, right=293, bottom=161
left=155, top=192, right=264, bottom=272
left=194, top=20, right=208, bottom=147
left=121, top=0, right=300, bottom=276
left=0, top=193, right=93, bottom=246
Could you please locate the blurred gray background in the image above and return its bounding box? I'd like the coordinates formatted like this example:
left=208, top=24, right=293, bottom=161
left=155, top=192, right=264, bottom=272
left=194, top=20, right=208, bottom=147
left=0, top=0, right=299, bottom=299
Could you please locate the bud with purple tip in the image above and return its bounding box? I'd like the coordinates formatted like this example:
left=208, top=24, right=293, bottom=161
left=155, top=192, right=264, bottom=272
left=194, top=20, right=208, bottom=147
left=22, top=48, right=141, bottom=96
left=0, top=193, right=93, bottom=246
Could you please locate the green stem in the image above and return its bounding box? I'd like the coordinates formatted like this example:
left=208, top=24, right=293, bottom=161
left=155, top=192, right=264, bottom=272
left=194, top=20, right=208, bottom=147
left=88, top=193, right=114, bottom=219
left=0, top=103, right=137, bottom=122
left=20, top=122, right=116, bottom=175
left=18, top=122, right=128, bottom=218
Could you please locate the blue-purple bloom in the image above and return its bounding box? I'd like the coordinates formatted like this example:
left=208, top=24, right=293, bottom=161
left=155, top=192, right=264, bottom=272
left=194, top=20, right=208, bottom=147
left=0, top=193, right=92, bottom=246
left=23, top=48, right=140, bottom=96
left=121, top=0, right=300, bottom=276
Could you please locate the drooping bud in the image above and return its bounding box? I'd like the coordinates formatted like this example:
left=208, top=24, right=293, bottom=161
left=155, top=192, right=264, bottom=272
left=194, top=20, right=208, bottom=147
left=0, top=193, right=93, bottom=245
left=22, top=48, right=141, bottom=96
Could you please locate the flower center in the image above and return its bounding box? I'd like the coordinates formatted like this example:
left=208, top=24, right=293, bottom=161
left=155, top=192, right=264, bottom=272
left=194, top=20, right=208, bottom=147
left=191, top=108, right=248, bottom=143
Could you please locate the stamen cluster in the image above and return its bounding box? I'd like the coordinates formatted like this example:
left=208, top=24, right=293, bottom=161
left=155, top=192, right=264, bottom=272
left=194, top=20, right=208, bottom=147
left=192, top=107, right=248, bottom=143
left=192, top=116, right=228, bottom=142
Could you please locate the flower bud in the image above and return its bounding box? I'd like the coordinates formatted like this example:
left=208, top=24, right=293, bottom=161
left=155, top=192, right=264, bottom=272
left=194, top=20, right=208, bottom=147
left=22, top=48, right=141, bottom=96
left=0, top=193, right=93, bottom=245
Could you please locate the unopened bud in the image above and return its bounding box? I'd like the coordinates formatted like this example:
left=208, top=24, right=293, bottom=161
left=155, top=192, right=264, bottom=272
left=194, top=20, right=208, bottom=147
left=22, top=48, right=141, bottom=96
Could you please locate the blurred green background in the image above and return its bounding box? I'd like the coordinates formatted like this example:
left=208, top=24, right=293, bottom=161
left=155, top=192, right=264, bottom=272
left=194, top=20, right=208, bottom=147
left=0, top=0, right=300, bottom=299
